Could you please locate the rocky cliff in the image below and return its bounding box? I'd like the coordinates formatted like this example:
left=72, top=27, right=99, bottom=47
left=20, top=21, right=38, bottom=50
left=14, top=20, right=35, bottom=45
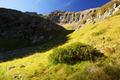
left=0, top=8, right=65, bottom=45
left=112, top=0, right=120, bottom=2
left=46, top=1, right=120, bottom=29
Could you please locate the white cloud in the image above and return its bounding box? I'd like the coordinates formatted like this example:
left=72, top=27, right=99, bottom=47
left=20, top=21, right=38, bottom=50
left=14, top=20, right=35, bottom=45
left=64, top=0, right=73, bottom=8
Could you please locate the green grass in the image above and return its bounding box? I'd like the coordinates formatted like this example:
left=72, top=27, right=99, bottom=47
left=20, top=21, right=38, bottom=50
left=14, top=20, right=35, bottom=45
left=1, top=11, right=120, bottom=80
left=70, top=15, right=120, bottom=56
left=63, top=23, right=79, bottom=30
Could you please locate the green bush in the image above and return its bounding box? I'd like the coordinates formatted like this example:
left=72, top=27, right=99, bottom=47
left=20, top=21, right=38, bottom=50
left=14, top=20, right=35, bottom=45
left=49, top=42, right=104, bottom=64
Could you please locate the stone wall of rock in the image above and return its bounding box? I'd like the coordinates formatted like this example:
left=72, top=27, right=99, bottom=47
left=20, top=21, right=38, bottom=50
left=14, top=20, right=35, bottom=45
left=46, top=1, right=120, bottom=29
left=112, top=0, right=120, bottom=2
left=0, top=8, right=65, bottom=44
left=47, top=9, right=97, bottom=25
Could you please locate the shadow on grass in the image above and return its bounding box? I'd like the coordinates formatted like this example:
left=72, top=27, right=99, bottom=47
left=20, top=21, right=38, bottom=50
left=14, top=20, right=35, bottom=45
left=0, top=30, right=74, bottom=62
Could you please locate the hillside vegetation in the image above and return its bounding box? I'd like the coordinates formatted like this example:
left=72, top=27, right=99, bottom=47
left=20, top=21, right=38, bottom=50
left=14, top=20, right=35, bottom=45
left=0, top=10, right=120, bottom=80
left=0, top=8, right=65, bottom=51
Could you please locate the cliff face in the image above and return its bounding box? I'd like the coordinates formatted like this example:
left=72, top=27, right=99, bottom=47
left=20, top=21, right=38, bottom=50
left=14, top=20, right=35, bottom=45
left=0, top=8, right=65, bottom=44
left=112, top=0, right=120, bottom=2
left=47, top=9, right=97, bottom=24
left=46, top=1, right=120, bottom=29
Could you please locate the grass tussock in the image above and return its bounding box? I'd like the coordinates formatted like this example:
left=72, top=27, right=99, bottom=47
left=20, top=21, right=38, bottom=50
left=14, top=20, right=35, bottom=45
left=49, top=42, right=104, bottom=64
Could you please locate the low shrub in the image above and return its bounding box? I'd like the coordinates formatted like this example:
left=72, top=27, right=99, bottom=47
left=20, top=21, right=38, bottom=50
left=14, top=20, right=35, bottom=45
left=92, top=29, right=106, bottom=36
left=49, top=42, right=104, bottom=64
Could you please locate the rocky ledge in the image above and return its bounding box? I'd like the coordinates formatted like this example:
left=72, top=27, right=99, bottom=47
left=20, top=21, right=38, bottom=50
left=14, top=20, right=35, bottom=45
left=46, top=1, right=120, bottom=29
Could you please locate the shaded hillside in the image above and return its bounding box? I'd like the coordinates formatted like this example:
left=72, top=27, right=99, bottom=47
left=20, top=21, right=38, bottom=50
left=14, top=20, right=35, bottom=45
left=0, top=8, right=66, bottom=50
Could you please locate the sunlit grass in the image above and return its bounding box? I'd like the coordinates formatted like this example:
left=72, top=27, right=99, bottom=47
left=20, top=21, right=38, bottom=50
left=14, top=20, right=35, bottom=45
left=1, top=14, right=120, bottom=80
left=63, top=22, right=79, bottom=30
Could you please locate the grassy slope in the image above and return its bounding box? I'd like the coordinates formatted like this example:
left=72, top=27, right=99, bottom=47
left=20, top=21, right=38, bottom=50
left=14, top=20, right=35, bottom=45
left=70, top=14, right=120, bottom=56
left=0, top=14, right=120, bottom=80
left=63, top=22, right=79, bottom=30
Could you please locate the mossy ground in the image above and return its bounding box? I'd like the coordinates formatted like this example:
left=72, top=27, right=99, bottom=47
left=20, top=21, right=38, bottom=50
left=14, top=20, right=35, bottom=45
left=0, top=13, right=120, bottom=80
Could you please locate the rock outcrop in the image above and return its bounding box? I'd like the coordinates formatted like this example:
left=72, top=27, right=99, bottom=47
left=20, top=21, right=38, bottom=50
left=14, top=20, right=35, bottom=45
left=0, top=8, right=65, bottom=44
left=47, top=9, right=97, bottom=24
left=112, top=0, right=120, bottom=2
left=46, top=1, right=120, bottom=29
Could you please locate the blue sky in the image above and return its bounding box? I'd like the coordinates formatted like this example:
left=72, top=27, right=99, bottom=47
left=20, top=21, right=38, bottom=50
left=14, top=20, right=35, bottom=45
left=0, top=0, right=110, bottom=14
